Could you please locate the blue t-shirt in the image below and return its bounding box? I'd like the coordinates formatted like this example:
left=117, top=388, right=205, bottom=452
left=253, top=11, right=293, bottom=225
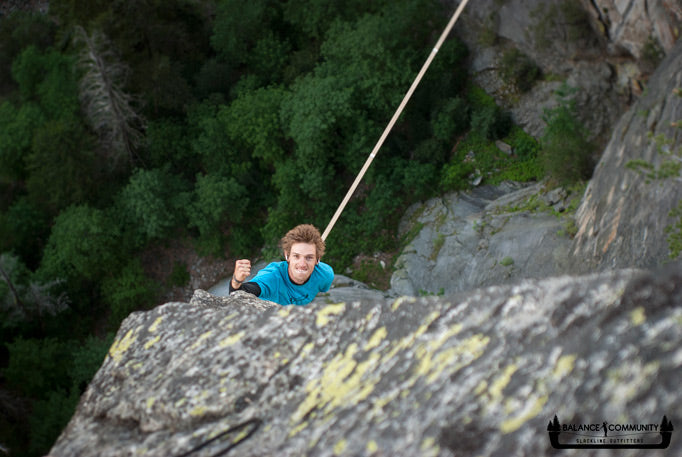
left=252, top=261, right=334, bottom=306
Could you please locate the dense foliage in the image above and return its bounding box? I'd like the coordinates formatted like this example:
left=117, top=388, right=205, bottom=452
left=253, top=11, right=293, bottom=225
left=0, top=1, right=571, bottom=455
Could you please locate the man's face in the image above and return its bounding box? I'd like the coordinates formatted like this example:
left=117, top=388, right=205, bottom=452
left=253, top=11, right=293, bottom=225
left=287, top=242, right=317, bottom=285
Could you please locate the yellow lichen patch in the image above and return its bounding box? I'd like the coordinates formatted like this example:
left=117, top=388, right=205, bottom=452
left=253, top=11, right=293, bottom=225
left=366, top=440, right=379, bottom=453
left=290, top=421, right=307, bottom=437
left=333, top=439, right=347, bottom=455
left=144, top=335, right=160, bottom=350
left=382, top=309, right=441, bottom=360
left=148, top=316, right=163, bottom=333
left=474, top=380, right=488, bottom=396
left=420, top=436, right=440, bottom=455
left=414, top=330, right=488, bottom=384
left=218, top=331, right=245, bottom=348
left=278, top=307, right=292, bottom=318
left=231, top=428, right=251, bottom=445
left=553, top=354, right=576, bottom=380
left=146, top=397, right=156, bottom=409
left=316, top=303, right=346, bottom=327
left=364, top=327, right=387, bottom=351
left=500, top=394, right=548, bottom=434
left=291, top=344, right=381, bottom=433
left=298, top=342, right=315, bottom=360
left=391, top=296, right=416, bottom=311
left=189, top=405, right=206, bottom=417
left=489, top=363, right=518, bottom=402
left=219, top=313, right=239, bottom=327
left=368, top=311, right=456, bottom=417
left=191, top=330, right=214, bottom=350
left=109, top=328, right=138, bottom=363
left=630, top=306, right=646, bottom=326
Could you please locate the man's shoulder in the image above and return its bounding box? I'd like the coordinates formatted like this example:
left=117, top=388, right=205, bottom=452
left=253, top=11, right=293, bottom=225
left=259, top=261, right=287, bottom=273
left=253, top=261, right=287, bottom=282
left=316, top=262, right=334, bottom=281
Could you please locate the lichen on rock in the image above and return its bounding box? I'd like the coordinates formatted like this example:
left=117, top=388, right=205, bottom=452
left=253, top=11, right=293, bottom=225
left=50, top=264, right=682, bottom=456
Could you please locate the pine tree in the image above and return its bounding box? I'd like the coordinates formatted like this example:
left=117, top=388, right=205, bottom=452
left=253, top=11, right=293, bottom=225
left=73, top=26, right=144, bottom=167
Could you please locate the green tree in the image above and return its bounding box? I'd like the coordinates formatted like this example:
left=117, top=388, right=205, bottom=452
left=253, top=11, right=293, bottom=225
left=49, top=0, right=110, bottom=29
left=211, top=0, right=278, bottom=68
left=74, top=26, right=145, bottom=168
left=11, top=46, right=80, bottom=119
left=280, top=74, right=355, bottom=200
left=0, top=197, right=50, bottom=268
left=282, top=0, right=379, bottom=40
left=25, top=118, right=99, bottom=213
left=190, top=99, right=253, bottom=178
left=431, top=97, right=470, bottom=144
left=470, top=104, right=512, bottom=141
left=0, top=253, right=69, bottom=331
left=247, top=30, right=293, bottom=86
left=187, top=173, right=248, bottom=255
left=100, top=259, right=157, bottom=328
left=4, top=337, right=73, bottom=399
left=0, top=101, right=45, bottom=184
left=144, top=118, right=197, bottom=173
left=28, top=388, right=79, bottom=455
left=115, top=167, right=190, bottom=246
left=86, top=0, right=209, bottom=114
left=39, top=205, right=121, bottom=285
left=0, top=11, right=56, bottom=95
left=224, top=85, right=288, bottom=165
left=541, top=84, right=594, bottom=185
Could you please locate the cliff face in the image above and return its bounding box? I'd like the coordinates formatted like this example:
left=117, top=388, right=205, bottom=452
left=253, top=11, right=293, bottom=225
left=457, top=0, right=682, bottom=144
left=570, top=38, right=682, bottom=271
left=582, top=0, right=682, bottom=59
left=392, top=24, right=682, bottom=295
left=50, top=266, right=682, bottom=457
left=390, top=182, right=574, bottom=297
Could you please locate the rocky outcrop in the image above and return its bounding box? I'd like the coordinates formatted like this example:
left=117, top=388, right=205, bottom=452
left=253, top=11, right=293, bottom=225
left=570, top=38, right=682, bottom=272
left=582, top=0, right=682, bottom=60
left=390, top=181, right=574, bottom=297
left=50, top=265, right=682, bottom=456
left=455, top=0, right=681, bottom=144
left=394, top=24, right=682, bottom=294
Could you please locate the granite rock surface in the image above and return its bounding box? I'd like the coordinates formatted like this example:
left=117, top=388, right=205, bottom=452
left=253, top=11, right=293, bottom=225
left=50, top=265, right=682, bottom=457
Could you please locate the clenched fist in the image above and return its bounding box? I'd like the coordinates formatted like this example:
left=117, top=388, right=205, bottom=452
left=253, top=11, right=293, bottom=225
left=232, top=259, right=252, bottom=288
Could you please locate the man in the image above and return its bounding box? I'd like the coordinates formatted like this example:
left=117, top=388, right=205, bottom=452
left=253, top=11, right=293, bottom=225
left=229, top=224, right=334, bottom=305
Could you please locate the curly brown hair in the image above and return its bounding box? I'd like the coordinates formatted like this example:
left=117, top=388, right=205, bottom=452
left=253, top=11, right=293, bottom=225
left=280, top=224, right=326, bottom=259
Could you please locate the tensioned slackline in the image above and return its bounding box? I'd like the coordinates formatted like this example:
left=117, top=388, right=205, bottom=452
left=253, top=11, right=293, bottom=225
left=321, top=0, right=471, bottom=242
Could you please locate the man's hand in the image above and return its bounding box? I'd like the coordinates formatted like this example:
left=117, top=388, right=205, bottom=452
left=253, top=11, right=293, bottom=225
left=232, top=259, right=251, bottom=289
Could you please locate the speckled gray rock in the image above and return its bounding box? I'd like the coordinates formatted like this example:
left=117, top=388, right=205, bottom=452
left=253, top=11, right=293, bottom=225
left=311, top=274, right=390, bottom=306
left=570, top=38, right=682, bottom=272
left=49, top=264, right=682, bottom=457
left=390, top=181, right=573, bottom=297
left=582, top=0, right=682, bottom=59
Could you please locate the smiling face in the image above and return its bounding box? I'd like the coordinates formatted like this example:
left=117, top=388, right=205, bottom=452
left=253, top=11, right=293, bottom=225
left=286, top=242, right=318, bottom=285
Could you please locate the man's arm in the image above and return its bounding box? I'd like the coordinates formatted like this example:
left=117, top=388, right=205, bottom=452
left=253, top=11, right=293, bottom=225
left=229, top=259, right=262, bottom=296
left=228, top=280, right=261, bottom=296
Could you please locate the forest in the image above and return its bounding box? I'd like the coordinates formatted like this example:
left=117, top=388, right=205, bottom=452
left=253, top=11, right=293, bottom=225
left=0, top=0, right=594, bottom=455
